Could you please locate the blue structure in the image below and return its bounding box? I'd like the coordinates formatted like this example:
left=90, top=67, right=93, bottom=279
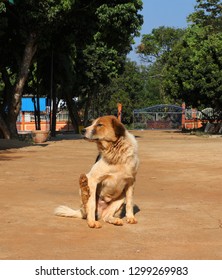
left=21, top=98, right=47, bottom=112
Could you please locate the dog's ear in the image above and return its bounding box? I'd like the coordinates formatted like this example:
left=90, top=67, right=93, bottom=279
left=112, top=117, right=125, bottom=138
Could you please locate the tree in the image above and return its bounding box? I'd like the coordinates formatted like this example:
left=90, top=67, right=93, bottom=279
left=188, top=0, right=222, bottom=32
left=73, top=1, right=143, bottom=125
left=163, top=1, right=222, bottom=119
left=137, top=26, right=185, bottom=63
left=163, top=25, right=222, bottom=117
left=0, top=0, right=77, bottom=138
left=0, top=0, right=143, bottom=138
left=106, top=61, right=147, bottom=124
left=91, top=60, right=167, bottom=124
left=135, top=26, right=185, bottom=107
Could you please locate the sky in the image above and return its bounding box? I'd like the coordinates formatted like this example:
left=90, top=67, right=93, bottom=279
left=128, top=0, right=197, bottom=63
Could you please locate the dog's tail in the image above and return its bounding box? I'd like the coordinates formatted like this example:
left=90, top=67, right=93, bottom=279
left=54, top=205, right=85, bottom=219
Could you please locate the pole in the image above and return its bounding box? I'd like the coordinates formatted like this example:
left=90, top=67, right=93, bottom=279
left=117, top=103, right=122, bottom=122
left=182, top=102, right=185, bottom=130
left=50, top=49, right=53, bottom=133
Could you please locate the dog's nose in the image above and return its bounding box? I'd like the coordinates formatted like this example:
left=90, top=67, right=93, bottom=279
left=81, top=128, right=86, bottom=135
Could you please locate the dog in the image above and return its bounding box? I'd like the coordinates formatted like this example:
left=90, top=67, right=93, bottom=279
left=55, top=115, right=139, bottom=228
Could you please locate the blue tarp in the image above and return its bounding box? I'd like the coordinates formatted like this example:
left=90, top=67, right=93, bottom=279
left=21, top=98, right=46, bottom=112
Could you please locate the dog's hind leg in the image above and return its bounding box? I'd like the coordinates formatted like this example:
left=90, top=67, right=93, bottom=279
left=102, top=198, right=125, bottom=226
left=79, top=173, right=90, bottom=213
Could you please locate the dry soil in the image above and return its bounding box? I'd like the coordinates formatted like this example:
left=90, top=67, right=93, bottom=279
left=0, top=130, right=222, bottom=260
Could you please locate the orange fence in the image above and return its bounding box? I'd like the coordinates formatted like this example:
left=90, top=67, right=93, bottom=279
left=16, top=121, right=74, bottom=132
left=184, top=119, right=203, bottom=130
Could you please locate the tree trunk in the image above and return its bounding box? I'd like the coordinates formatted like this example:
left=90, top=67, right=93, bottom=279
left=1, top=68, right=13, bottom=112
left=36, top=95, right=41, bottom=130
left=36, top=61, right=41, bottom=130
left=7, top=32, right=37, bottom=138
left=33, top=96, right=41, bottom=130
left=64, top=91, right=80, bottom=133
left=0, top=114, right=10, bottom=139
left=50, top=91, right=57, bottom=137
left=0, top=69, right=12, bottom=139
left=83, top=94, right=91, bottom=126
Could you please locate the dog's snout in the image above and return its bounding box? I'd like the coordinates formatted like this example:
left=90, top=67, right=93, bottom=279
left=81, top=128, right=86, bottom=135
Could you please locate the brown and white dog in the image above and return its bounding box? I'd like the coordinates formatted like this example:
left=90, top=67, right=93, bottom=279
left=55, top=115, right=139, bottom=228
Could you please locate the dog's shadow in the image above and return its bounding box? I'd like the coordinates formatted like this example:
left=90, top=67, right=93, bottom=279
left=119, top=204, right=140, bottom=219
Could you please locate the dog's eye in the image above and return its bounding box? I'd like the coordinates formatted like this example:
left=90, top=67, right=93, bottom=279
left=97, top=123, right=103, bottom=127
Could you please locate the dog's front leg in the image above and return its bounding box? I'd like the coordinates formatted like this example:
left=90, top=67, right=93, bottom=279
left=125, top=182, right=137, bottom=224
left=86, top=176, right=102, bottom=229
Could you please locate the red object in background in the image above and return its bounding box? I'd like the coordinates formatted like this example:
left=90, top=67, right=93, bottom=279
left=117, top=103, right=122, bottom=122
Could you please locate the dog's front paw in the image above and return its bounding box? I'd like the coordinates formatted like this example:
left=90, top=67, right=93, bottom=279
left=126, top=217, right=137, bottom=224
left=113, top=218, right=124, bottom=226
left=87, top=220, right=102, bottom=229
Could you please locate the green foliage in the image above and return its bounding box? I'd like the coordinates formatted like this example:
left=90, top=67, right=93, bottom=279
left=163, top=24, right=222, bottom=114
left=81, top=43, right=120, bottom=84
left=93, top=60, right=166, bottom=124
left=162, top=0, right=222, bottom=119
left=0, top=2, right=6, bottom=13
left=132, top=26, right=184, bottom=112
left=135, top=1, right=222, bottom=121
left=188, top=0, right=222, bottom=32
left=137, top=26, right=185, bottom=63
left=72, top=0, right=143, bottom=123
left=96, top=1, right=143, bottom=54
left=0, top=0, right=143, bottom=136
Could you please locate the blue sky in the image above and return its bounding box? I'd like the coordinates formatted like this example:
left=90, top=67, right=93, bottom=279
left=128, top=0, right=197, bottom=62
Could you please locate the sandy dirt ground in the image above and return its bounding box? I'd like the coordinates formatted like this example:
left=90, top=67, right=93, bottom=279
left=0, top=130, right=222, bottom=260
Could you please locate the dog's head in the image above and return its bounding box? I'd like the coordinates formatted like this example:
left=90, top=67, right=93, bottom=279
left=81, top=115, right=125, bottom=142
